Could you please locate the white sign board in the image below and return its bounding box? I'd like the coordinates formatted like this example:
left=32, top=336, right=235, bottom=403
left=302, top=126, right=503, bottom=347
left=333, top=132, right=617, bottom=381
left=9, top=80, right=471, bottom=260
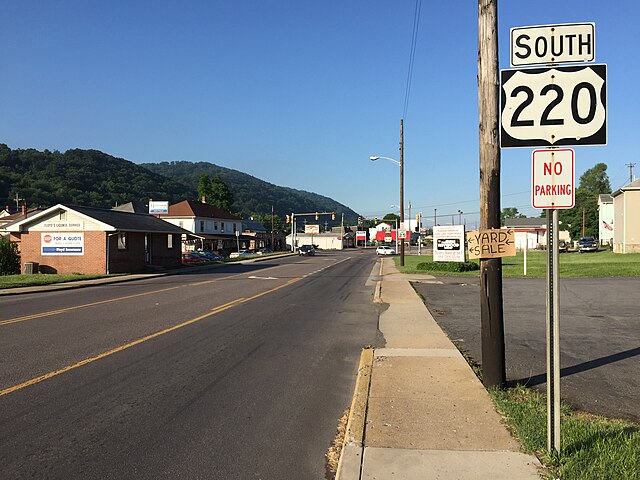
left=305, top=224, right=320, bottom=234
left=398, top=229, right=407, bottom=239
left=532, top=149, right=575, bottom=209
left=41, top=232, right=84, bottom=255
left=149, top=201, right=169, bottom=214
left=500, top=64, right=607, bottom=148
left=433, top=225, right=465, bottom=262
left=511, top=23, right=595, bottom=67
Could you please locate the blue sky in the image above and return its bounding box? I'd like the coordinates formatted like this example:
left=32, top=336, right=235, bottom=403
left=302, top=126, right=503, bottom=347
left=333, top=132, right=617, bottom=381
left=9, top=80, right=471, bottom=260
left=2, top=1, right=638, bottom=226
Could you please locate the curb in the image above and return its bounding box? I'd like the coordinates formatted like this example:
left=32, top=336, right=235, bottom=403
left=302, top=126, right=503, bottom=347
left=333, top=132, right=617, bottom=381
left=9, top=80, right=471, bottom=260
left=336, top=346, right=374, bottom=480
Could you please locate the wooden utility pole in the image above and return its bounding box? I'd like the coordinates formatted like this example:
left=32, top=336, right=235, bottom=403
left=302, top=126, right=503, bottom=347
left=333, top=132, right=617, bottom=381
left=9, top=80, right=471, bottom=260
left=582, top=207, right=585, bottom=237
left=626, top=162, right=636, bottom=184
left=399, top=119, right=405, bottom=267
left=478, top=0, right=505, bottom=388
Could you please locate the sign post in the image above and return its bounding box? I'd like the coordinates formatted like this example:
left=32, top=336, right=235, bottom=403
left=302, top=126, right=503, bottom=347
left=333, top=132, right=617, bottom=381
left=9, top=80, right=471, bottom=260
left=502, top=21, right=605, bottom=456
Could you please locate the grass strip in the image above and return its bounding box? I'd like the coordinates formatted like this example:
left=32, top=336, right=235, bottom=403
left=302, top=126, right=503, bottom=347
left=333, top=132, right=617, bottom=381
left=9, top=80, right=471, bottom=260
left=0, top=273, right=121, bottom=289
left=399, top=251, right=640, bottom=278
left=490, top=385, right=640, bottom=480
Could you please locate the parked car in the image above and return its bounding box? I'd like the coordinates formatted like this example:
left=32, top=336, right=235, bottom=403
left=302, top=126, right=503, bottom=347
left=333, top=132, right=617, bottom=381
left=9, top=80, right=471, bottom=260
left=558, top=240, right=568, bottom=253
left=256, top=248, right=273, bottom=255
left=577, top=236, right=598, bottom=253
left=376, top=246, right=395, bottom=255
left=298, top=245, right=315, bottom=256
left=181, top=253, right=205, bottom=264
left=229, top=250, right=253, bottom=258
left=194, top=250, right=222, bottom=261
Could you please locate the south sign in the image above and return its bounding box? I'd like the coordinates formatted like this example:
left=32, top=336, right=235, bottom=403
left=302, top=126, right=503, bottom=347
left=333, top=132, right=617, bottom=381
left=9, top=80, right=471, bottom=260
left=511, top=23, right=595, bottom=67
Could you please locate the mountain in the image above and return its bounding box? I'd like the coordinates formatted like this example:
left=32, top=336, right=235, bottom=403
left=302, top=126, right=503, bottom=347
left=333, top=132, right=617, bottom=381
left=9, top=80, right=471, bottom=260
left=141, top=160, right=358, bottom=222
left=0, top=145, right=358, bottom=223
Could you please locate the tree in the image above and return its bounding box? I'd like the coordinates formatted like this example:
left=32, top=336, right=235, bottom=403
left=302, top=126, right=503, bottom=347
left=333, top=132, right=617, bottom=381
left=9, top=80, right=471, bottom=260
left=382, top=213, right=400, bottom=224
left=500, top=207, right=525, bottom=225
left=559, top=163, right=611, bottom=239
left=197, top=174, right=213, bottom=202
left=0, top=237, right=20, bottom=275
left=210, top=175, right=233, bottom=212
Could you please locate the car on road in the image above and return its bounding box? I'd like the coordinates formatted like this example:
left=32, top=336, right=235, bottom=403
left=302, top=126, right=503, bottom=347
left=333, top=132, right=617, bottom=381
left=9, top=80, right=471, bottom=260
left=376, top=246, right=395, bottom=255
left=577, top=236, right=598, bottom=253
left=298, top=245, right=315, bottom=256
left=558, top=240, right=568, bottom=253
left=256, top=248, right=273, bottom=255
left=182, top=253, right=205, bottom=264
left=193, top=250, right=222, bottom=261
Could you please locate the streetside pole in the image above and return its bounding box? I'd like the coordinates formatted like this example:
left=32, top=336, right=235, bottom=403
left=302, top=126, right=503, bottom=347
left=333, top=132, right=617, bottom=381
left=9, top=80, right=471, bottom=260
left=399, top=119, right=405, bottom=267
left=546, top=209, right=561, bottom=453
left=271, top=205, right=274, bottom=250
left=478, top=0, right=506, bottom=387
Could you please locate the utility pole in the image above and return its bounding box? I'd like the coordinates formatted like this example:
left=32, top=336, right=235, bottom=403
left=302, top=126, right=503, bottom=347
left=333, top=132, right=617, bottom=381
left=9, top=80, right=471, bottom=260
left=399, top=119, right=405, bottom=267
left=582, top=207, right=585, bottom=238
left=434, top=208, right=437, bottom=227
left=478, top=0, right=505, bottom=388
left=271, top=205, right=274, bottom=250
left=626, top=162, right=636, bottom=184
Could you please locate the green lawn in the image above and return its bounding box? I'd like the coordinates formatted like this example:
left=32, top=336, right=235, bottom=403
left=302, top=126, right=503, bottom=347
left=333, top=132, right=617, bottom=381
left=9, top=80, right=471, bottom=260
left=399, top=250, right=640, bottom=278
left=0, top=273, right=116, bottom=289
left=490, top=386, right=640, bottom=480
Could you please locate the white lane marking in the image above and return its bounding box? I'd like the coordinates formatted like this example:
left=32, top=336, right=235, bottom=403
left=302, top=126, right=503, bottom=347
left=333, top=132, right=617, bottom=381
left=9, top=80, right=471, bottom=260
left=247, top=276, right=279, bottom=280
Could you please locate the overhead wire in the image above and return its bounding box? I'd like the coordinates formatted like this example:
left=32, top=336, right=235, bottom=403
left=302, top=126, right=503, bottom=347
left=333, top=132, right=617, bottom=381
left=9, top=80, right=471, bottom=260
left=402, top=0, right=422, bottom=120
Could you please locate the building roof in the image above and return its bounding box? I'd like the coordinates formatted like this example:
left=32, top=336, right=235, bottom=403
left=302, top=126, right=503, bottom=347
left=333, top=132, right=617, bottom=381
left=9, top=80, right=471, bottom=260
left=612, top=178, right=640, bottom=197
left=242, top=219, right=267, bottom=233
left=112, top=201, right=150, bottom=214
left=502, top=217, right=546, bottom=228
left=598, top=194, right=613, bottom=204
left=161, top=200, right=241, bottom=220
left=7, top=204, right=192, bottom=235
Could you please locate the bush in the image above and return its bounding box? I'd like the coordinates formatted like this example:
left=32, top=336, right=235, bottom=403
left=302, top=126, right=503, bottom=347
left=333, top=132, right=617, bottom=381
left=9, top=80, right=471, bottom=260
left=416, top=261, right=480, bottom=272
left=0, top=237, right=21, bottom=275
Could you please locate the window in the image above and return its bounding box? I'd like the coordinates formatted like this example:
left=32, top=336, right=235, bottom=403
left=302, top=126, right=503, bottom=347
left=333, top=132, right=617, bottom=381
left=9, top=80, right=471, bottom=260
left=221, top=222, right=225, bottom=232
left=168, top=234, right=174, bottom=249
left=178, top=221, right=184, bottom=228
left=200, top=220, right=205, bottom=232
left=214, top=222, right=218, bottom=231
left=117, top=232, right=127, bottom=250
left=233, top=223, right=237, bottom=232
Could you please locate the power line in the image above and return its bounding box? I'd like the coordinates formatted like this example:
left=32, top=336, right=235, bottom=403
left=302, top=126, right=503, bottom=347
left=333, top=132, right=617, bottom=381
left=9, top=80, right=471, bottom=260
left=402, top=0, right=422, bottom=120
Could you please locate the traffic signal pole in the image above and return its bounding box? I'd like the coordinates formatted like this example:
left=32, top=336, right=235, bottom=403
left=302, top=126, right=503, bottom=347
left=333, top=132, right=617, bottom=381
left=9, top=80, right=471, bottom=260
left=478, top=0, right=506, bottom=388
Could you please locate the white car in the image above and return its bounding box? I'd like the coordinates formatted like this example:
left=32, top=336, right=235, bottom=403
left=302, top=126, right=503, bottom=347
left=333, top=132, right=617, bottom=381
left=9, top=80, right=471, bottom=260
left=376, top=246, right=395, bottom=255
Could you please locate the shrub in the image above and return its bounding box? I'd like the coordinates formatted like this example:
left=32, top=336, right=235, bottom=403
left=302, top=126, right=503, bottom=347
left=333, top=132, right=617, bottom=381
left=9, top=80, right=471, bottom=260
left=416, top=261, right=480, bottom=272
left=0, top=237, right=21, bottom=275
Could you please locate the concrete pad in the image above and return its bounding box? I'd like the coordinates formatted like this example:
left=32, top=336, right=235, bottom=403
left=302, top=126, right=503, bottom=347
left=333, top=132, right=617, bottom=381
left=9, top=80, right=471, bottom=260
left=366, top=356, right=520, bottom=451
left=361, top=447, right=542, bottom=480
left=376, top=348, right=461, bottom=358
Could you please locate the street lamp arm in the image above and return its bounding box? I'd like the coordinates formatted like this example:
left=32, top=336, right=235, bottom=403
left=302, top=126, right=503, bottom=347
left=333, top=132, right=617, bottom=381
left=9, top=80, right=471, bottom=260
left=369, top=155, right=400, bottom=166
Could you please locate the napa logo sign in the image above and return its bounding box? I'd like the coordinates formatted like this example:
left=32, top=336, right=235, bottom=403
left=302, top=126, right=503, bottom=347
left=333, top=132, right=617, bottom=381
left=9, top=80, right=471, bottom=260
left=41, top=232, right=84, bottom=255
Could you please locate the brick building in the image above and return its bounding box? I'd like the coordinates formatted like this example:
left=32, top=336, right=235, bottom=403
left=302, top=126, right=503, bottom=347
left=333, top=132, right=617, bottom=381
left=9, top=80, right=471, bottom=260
left=6, top=204, right=191, bottom=274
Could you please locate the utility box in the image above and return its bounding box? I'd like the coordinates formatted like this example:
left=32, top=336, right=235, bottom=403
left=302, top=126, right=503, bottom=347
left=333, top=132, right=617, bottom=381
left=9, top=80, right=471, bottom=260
left=23, top=262, right=39, bottom=274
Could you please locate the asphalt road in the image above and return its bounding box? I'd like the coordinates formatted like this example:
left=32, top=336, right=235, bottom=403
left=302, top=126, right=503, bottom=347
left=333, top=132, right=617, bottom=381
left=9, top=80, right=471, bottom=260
left=412, top=276, right=640, bottom=422
left=0, top=251, right=381, bottom=479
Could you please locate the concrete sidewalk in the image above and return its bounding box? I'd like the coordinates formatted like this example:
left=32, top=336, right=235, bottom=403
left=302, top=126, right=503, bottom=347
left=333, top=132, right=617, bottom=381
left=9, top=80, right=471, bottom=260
left=337, top=257, right=542, bottom=480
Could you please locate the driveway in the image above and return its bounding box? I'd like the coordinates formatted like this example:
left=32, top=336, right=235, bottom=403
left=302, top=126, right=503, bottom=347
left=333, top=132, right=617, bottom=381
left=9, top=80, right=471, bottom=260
left=412, top=276, right=640, bottom=422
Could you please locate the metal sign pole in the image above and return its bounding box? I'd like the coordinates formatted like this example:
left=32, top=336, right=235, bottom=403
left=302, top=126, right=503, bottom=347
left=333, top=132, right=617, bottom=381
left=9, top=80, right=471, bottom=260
left=546, top=208, right=561, bottom=454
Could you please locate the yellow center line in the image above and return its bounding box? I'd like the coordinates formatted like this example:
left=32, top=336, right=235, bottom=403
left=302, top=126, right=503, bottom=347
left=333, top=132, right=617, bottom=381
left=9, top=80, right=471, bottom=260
left=0, top=265, right=286, bottom=327
left=0, top=277, right=303, bottom=397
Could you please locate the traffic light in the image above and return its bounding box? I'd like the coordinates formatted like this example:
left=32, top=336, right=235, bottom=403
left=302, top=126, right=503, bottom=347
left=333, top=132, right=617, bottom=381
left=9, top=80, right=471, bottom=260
left=315, top=212, right=319, bottom=220
left=331, top=212, right=335, bottom=221
left=358, top=216, right=362, bottom=224
left=374, top=217, right=378, bottom=223
left=286, top=215, right=290, bottom=224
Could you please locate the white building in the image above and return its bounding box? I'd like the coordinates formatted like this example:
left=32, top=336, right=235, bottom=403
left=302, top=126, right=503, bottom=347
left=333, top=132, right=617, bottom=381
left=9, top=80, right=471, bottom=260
left=598, top=194, right=614, bottom=247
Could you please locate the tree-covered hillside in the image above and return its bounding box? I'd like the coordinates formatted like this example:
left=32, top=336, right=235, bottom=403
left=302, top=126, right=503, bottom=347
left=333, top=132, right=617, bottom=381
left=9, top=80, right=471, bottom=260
left=0, top=145, right=358, bottom=224
left=141, top=160, right=358, bottom=222
left=0, top=145, right=193, bottom=209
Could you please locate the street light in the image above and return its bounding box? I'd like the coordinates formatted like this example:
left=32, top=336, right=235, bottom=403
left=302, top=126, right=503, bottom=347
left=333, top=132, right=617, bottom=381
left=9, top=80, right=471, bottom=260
left=370, top=122, right=405, bottom=266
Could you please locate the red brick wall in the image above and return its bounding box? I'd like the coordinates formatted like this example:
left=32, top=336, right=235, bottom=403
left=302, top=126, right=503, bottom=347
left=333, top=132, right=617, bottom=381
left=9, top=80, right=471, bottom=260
left=13, top=231, right=182, bottom=274
left=15, top=231, right=106, bottom=274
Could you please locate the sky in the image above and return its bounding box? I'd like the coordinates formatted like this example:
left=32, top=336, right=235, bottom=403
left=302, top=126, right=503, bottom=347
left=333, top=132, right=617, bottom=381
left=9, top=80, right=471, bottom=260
left=2, top=1, right=639, bottom=227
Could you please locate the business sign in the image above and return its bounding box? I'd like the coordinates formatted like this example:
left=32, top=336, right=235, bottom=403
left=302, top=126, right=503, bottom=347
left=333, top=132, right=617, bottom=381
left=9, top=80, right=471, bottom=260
left=433, top=225, right=465, bottom=262
left=511, top=23, right=595, bottom=67
left=467, top=229, right=516, bottom=259
left=532, top=149, right=575, bottom=209
left=356, top=231, right=367, bottom=239
left=149, top=201, right=169, bottom=214
left=305, top=224, right=320, bottom=234
left=41, top=232, right=84, bottom=255
left=41, top=221, right=83, bottom=230
left=500, top=64, right=607, bottom=148
left=398, top=228, right=407, bottom=239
